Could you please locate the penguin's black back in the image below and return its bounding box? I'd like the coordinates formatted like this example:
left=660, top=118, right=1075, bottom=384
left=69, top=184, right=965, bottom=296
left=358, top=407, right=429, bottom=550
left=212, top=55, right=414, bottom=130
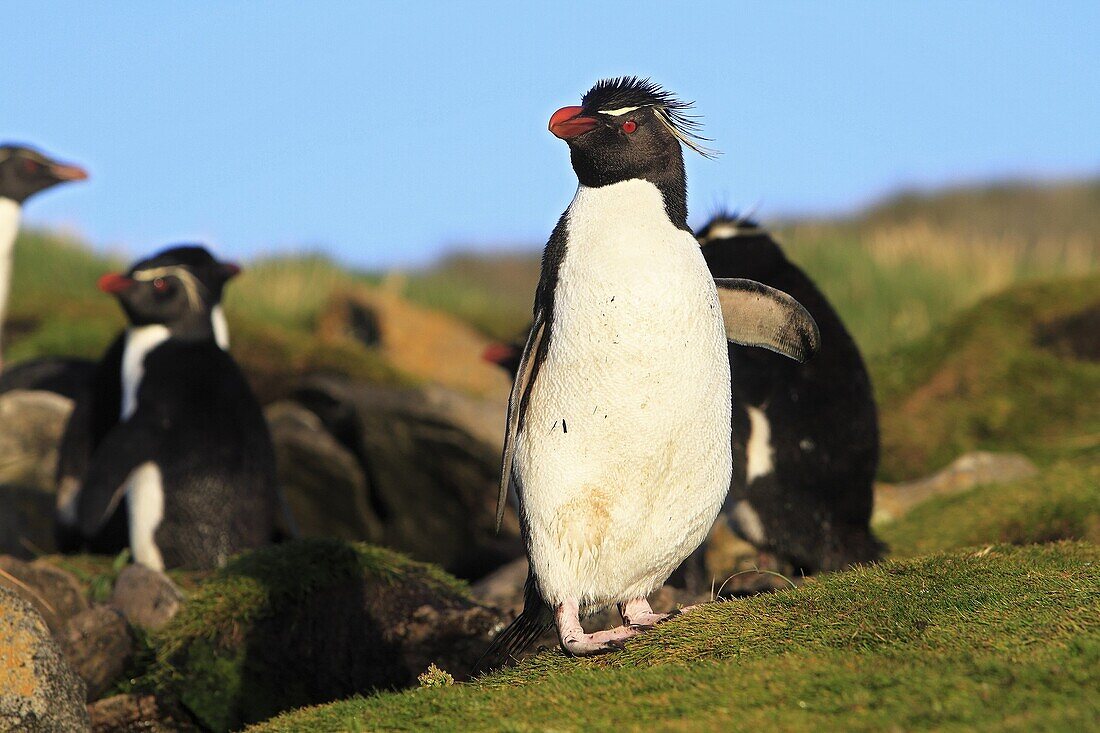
left=701, top=222, right=882, bottom=573
left=123, top=339, right=277, bottom=568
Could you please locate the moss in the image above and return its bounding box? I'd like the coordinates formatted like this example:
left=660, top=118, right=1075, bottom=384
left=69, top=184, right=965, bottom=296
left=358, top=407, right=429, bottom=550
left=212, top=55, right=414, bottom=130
left=872, top=275, right=1100, bottom=480
left=881, top=457, right=1100, bottom=558
left=141, top=539, right=468, bottom=731
left=248, top=542, right=1100, bottom=732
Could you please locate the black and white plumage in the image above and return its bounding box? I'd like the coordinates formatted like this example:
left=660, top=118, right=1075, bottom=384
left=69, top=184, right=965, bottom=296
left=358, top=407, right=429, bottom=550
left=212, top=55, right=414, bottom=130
left=0, top=144, right=87, bottom=369
left=480, top=78, right=818, bottom=667
left=697, top=215, right=883, bottom=574
left=54, top=245, right=282, bottom=570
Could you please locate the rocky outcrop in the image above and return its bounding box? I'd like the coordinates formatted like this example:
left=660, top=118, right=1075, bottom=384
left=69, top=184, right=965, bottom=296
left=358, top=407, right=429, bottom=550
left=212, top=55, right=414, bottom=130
left=0, top=389, right=72, bottom=491
left=0, top=390, right=72, bottom=558
left=149, top=539, right=504, bottom=732
left=57, top=605, right=133, bottom=701
left=265, top=401, right=382, bottom=543
left=289, top=376, right=522, bottom=580
left=0, top=556, right=88, bottom=632
left=874, top=451, right=1039, bottom=525
left=0, top=586, right=90, bottom=732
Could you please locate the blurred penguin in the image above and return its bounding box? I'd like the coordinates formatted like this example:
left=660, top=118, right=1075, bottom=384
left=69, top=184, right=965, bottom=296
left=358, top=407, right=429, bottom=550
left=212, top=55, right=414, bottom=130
left=0, top=144, right=87, bottom=369
left=696, top=214, right=883, bottom=577
left=55, top=245, right=285, bottom=570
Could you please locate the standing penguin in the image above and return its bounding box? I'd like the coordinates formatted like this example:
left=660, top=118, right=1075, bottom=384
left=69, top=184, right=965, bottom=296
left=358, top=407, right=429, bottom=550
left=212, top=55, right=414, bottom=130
left=482, top=77, right=819, bottom=663
left=56, top=246, right=280, bottom=570
left=55, top=246, right=242, bottom=554
left=697, top=215, right=883, bottom=574
left=0, top=144, right=88, bottom=369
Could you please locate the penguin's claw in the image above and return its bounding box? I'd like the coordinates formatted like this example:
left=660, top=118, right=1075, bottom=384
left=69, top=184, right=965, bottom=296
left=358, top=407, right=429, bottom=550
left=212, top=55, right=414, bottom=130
left=561, top=626, right=638, bottom=657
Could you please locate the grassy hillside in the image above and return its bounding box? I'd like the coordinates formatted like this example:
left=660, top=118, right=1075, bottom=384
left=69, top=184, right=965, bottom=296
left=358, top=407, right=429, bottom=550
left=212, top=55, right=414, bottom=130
left=397, top=177, right=1100, bottom=353
left=250, top=542, right=1100, bottom=732
left=872, top=274, right=1100, bottom=479
left=6, top=177, right=1098, bottom=370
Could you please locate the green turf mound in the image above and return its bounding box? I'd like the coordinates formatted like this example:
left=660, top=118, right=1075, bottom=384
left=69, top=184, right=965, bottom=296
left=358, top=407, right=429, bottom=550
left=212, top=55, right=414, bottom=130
left=249, top=542, right=1100, bottom=732
left=874, top=275, right=1100, bottom=479
left=882, top=457, right=1100, bottom=558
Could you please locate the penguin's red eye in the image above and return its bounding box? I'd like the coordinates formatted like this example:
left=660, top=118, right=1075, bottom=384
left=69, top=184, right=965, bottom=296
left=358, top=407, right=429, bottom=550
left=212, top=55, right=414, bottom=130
left=622, top=120, right=637, bottom=134
left=153, top=278, right=168, bottom=291
left=22, top=160, right=41, bottom=174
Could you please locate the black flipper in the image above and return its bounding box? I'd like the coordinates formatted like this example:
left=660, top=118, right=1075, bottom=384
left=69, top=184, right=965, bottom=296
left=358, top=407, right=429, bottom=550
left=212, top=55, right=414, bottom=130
left=714, top=278, right=821, bottom=362
left=472, top=572, right=554, bottom=675
left=77, top=409, right=166, bottom=537
left=495, top=316, right=546, bottom=531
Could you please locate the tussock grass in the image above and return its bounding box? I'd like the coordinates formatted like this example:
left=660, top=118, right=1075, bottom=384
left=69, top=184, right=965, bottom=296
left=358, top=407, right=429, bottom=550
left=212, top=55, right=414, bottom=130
left=249, top=542, right=1100, bottom=732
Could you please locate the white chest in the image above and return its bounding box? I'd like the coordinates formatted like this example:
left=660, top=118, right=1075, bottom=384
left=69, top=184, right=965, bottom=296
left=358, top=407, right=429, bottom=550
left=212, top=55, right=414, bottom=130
left=120, top=325, right=171, bottom=420
left=516, top=179, right=733, bottom=608
left=0, top=198, right=22, bottom=350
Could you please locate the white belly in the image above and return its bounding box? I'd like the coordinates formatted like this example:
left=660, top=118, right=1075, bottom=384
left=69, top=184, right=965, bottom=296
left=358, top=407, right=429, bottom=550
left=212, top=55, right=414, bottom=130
left=516, top=179, right=732, bottom=610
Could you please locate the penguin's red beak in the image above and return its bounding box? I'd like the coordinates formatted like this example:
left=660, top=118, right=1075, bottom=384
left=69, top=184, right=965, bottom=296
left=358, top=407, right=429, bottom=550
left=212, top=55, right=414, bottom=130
left=48, top=162, right=89, bottom=182
left=549, top=106, right=598, bottom=139
left=482, top=342, right=519, bottom=366
left=221, top=261, right=242, bottom=280
left=97, top=273, right=135, bottom=294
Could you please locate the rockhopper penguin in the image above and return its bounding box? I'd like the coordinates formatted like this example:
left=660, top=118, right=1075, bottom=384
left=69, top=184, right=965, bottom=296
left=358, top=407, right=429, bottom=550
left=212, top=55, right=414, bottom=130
left=0, top=144, right=88, bottom=369
left=481, top=78, right=820, bottom=664
left=697, top=215, right=883, bottom=574
left=55, top=246, right=282, bottom=570
left=55, top=246, right=242, bottom=555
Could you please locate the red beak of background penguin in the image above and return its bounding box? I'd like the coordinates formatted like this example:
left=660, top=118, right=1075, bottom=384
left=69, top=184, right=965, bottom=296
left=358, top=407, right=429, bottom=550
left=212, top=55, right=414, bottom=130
left=97, top=273, right=136, bottom=294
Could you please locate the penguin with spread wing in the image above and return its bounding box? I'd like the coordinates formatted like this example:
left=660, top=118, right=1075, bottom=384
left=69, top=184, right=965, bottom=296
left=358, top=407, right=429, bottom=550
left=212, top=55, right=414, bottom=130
left=481, top=78, right=819, bottom=665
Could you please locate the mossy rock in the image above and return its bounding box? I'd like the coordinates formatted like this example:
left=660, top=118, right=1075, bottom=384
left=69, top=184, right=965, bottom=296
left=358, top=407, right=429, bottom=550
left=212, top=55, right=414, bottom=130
left=143, top=539, right=500, bottom=732
left=249, top=542, right=1100, bottom=732
left=873, top=275, right=1100, bottom=480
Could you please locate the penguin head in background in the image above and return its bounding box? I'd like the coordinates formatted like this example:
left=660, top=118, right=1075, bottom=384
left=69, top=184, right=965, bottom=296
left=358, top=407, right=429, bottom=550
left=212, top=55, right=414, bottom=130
left=697, top=212, right=788, bottom=281
left=97, top=245, right=241, bottom=335
left=548, top=76, right=716, bottom=190
left=0, top=144, right=88, bottom=204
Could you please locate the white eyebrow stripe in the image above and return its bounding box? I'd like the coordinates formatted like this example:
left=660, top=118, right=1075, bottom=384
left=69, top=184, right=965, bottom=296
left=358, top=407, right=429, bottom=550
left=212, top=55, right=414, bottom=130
left=599, top=106, right=641, bottom=116
left=132, top=265, right=205, bottom=310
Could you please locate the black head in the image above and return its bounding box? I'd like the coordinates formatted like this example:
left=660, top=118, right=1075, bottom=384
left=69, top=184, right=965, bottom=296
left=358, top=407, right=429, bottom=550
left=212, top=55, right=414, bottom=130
left=97, top=245, right=241, bottom=335
left=697, top=213, right=788, bottom=280
left=0, top=144, right=88, bottom=204
left=548, top=77, right=714, bottom=226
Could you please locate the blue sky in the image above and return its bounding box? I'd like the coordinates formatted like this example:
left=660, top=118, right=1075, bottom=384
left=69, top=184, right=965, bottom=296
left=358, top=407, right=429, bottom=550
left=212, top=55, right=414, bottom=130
left=5, top=2, right=1099, bottom=268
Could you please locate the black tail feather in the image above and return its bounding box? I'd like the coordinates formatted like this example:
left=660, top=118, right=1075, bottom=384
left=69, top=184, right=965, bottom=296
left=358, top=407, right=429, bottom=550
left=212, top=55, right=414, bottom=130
left=472, top=572, right=553, bottom=675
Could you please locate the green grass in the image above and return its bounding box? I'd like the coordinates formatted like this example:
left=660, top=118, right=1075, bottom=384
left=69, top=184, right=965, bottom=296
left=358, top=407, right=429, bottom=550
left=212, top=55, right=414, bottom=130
left=872, top=275, right=1100, bottom=480
left=249, top=542, right=1100, bottom=732
left=881, top=458, right=1100, bottom=558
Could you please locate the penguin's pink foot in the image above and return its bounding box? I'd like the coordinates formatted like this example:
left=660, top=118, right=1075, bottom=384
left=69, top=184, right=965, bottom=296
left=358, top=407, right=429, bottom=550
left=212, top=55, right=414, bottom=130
left=555, top=600, right=641, bottom=657
left=619, top=597, right=681, bottom=628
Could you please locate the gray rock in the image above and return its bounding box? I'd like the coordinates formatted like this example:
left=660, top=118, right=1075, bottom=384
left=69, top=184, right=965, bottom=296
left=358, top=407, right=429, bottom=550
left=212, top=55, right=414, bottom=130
left=290, top=376, right=523, bottom=580
left=109, top=564, right=182, bottom=631
left=0, top=556, right=89, bottom=632
left=874, top=451, right=1040, bottom=525
left=0, top=586, right=90, bottom=732
left=57, top=606, right=133, bottom=701
left=266, top=401, right=383, bottom=543
left=469, top=556, right=528, bottom=615
left=0, top=389, right=73, bottom=492
left=0, top=484, right=56, bottom=558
